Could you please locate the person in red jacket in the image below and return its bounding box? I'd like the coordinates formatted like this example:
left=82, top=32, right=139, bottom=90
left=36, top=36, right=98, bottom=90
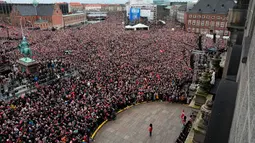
left=149, top=124, right=153, bottom=137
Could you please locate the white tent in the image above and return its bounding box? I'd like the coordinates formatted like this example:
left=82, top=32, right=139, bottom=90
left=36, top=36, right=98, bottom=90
left=125, top=25, right=134, bottom=29
left=125, top=23, right=149, bottom=31
left=223, top=36, right=230, bottom=39
left=158, top=20, right=166, bottom=25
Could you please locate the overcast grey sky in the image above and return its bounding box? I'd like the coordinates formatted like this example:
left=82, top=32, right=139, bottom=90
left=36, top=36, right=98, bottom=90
left=5, top=0, right=128, bottom=4
left=4, top=0, right=195, bottom=4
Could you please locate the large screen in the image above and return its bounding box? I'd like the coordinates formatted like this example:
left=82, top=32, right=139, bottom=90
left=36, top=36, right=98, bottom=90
left=129, top=8, right=141, bottom=21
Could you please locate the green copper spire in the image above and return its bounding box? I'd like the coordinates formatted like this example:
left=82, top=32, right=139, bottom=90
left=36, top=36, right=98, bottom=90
left=33, top=0, right=38, bottom=7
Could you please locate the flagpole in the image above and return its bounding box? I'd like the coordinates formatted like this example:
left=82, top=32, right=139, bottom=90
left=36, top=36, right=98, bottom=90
left=20, top=17, right=24, bottom=38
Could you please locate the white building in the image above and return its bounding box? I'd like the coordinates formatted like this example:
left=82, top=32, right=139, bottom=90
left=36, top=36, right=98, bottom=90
left=130, top=0, right=153, bottom=5
left=126, top=0, right=156, bottom=21
left=83, top=4, right=102, bottom=11
left=176, top=5, right=187, bottom=24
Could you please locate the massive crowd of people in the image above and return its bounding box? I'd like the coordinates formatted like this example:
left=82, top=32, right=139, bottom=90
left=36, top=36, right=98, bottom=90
left=0, top=12, right=226, bottom=142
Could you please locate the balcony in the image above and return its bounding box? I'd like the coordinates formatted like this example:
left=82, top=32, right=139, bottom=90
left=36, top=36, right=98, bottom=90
left=227, top=8, right=247, bottom=30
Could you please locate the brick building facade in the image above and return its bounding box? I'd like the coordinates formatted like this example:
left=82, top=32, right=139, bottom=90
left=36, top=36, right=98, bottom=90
left=69, top=2, right=83, bottom=13
left=10, top=4, right=63, bottom=29
left=63, top=13, right=86, bottom=26
left=101, top=4, right=125, bottom=12
left=185, top=0, right=235, bottom=35
left=176, top=5, right=186, bottom=24
left=10, top=3, right=86, bottom=29
left=185, top=13, right=229, bottom=35
left=83, top=4, right=102, bottom=11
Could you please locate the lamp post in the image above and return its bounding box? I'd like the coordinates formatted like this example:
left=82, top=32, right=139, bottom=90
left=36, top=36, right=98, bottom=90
left=20, top=17, right=24, bottom=38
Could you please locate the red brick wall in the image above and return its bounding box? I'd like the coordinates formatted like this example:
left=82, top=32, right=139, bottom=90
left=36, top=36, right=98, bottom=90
left=37, top=22, right=50, bottom=29
left=63, top=14, right=86, bottom=26
left=52, top=4, right=63, bottom=28
left=10, top=5, right=61, bottom=28
left=185, top=13, right=229, bottom=35
left=184, top=12, right=188, bottom=27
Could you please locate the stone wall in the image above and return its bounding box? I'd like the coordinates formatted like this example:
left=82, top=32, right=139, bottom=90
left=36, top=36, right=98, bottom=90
left=228, top=0, right=255, bottom=142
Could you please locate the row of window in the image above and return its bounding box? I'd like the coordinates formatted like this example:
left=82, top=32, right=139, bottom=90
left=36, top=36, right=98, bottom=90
left=64, top=16, right=85, bottom=21
left=23, top=17, right=52, bottom=23
left=188, top=14, right=227, bottom=20
left=35, top=23, right=49, bottom=29
left=188, top=20, right=227, bottom=28
left=187, top=28, right=229, bottom=35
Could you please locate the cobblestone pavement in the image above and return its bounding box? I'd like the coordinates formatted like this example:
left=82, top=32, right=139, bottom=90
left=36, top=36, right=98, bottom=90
left=94, top=102, right=192, bottom=143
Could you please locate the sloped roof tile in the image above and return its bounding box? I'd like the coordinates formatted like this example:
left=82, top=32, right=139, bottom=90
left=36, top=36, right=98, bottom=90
left=14, top=4, right=54, bottom=16
left=189, top=0, right=235, bottom=14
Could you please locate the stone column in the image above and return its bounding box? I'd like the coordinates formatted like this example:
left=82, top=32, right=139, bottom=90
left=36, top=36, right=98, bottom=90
left=194, top=71, right=211, bottom=107
left=193, top=99, right=213, bottom=143
left=211, top=54, right=221, bottom=78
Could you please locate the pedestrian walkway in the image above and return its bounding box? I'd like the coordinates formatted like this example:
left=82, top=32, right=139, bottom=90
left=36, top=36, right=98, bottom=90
left=94, top=102, right=192, bottom=143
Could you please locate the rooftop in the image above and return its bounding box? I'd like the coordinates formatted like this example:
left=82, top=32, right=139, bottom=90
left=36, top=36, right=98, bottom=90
left=69, top=2, right=82, bottom=6
left=178, top=4, right=187, bottom=11
left=188, top=0, right=235, bottom=14
left=13, top=4, right=55, bottom=16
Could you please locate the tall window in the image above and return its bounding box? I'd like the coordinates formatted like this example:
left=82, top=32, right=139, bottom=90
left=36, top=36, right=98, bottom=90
left=189, top=14, right=192, bottom=18
left=188, top=20, right=192, bottom=25
left=192, top=20, right=196, bottom=25
left=196, top=28, right=199, bottom=33
left=197, top=20, right=200, bottom=26
left=216, top=21, right=220, bottom=27
left=201, top=21, right=205, bottom=26
left=220, top=22, right=225, bottom=27
left=202, top=15, right=205, bottom=19
left=210, top=21, right=215, bottom=27
left=205, top=21, right=209, bottom=26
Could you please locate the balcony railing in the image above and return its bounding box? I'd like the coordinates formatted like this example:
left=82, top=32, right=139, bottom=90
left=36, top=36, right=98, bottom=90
left=227, top=8, right=247, bottom=30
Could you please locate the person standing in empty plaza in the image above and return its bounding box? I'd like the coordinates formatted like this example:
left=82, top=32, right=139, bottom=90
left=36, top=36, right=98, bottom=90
left=149, top=124, right=153, bottom=137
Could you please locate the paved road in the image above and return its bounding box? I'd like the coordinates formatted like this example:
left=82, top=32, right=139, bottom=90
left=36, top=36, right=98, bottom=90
left=94, top=102, right=192, bottom=143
